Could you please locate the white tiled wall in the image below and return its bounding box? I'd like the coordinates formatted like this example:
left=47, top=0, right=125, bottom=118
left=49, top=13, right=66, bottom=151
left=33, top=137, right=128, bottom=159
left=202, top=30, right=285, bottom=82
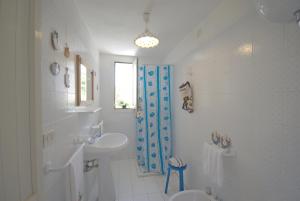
left=165, top=0, right=300, bottom=201
left=99, top=54, right=137, bottom=160
left=40, top=0, right=100, bottom=201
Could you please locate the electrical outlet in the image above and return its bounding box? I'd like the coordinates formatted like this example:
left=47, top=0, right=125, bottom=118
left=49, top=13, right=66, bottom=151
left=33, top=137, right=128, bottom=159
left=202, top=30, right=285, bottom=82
left=43, top=129, right=55, bottom=148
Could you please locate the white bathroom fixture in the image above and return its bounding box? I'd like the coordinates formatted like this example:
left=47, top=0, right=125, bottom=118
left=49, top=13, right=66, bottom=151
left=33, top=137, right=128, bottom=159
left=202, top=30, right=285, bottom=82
left=134, top=12, right=159, bottom=48
left=85, top=132, right=128, bottom=156
left=256, top=0, right=300, bottom=24
left=84, top=132, right=128, bottom=201
left=169, top=190, right=216, bottom=201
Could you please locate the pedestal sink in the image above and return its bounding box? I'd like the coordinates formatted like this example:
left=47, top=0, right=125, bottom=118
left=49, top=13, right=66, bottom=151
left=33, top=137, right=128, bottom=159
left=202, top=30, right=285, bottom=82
left=84, top=133, right=128, bottom=201
left=85, top=132, right=128, bottom=156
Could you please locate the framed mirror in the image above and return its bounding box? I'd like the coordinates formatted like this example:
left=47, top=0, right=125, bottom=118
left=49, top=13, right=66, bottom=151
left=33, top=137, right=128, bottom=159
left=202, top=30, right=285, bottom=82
left=75, top=55, right=95, bottom=106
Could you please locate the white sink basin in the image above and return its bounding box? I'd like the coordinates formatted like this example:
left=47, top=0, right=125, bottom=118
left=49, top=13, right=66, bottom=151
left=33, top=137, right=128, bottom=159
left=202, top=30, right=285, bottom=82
left=85, top=132, right=128, bottom=157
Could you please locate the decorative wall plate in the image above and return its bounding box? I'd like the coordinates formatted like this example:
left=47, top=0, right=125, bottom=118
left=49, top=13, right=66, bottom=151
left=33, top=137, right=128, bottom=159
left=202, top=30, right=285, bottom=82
left=50, top=62, right=60, bottom=75
left=51, top=30, right=61, bottom=50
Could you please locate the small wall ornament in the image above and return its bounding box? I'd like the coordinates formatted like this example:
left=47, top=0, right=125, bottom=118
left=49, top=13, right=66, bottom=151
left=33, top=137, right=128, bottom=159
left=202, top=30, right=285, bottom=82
left=51, top=30, right=61, bottom=50
left=64, top=67, right=70, bottom=88
left=64, top=43, right=70, bottom=58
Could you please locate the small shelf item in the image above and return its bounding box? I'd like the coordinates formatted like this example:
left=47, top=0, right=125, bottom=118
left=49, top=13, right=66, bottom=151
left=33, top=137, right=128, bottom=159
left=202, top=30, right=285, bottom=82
left=67, top=106, right=102, bottom=113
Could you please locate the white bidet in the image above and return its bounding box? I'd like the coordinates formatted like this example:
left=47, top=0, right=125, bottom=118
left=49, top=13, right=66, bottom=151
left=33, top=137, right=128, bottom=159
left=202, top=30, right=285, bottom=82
left=169, top=190, right=216, bottom=201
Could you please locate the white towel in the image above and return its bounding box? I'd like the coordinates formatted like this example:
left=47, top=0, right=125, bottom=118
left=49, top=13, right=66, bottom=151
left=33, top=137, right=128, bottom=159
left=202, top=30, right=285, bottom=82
left=202, top=142, right=224, bottom=186
left=169, top=157, right=186, bottom=168
left=67, top=144, right=84, bottom=201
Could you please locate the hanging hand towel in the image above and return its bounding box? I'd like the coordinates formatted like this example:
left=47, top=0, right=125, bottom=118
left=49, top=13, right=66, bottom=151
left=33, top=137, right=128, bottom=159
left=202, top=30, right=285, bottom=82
left=202, top=142, right=224, bottom=187
left=179, top=81, right=193, bottom=113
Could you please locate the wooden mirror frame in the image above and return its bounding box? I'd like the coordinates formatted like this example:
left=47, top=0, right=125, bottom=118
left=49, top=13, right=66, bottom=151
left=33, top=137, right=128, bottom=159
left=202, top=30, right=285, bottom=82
left=75, top=54, right=94, bottom=106
left=75, top=55, right=81, bottom=106
left=91, top=70, right=95, bottom=101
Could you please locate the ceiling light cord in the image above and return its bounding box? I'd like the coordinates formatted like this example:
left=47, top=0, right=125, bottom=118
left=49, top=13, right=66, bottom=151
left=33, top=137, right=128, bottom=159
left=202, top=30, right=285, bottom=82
left=143, top=12, right=150, bottom=31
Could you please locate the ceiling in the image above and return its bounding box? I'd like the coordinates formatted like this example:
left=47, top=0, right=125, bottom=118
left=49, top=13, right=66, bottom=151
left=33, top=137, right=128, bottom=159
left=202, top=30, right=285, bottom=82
left=74, top=0, right=221, bottom=60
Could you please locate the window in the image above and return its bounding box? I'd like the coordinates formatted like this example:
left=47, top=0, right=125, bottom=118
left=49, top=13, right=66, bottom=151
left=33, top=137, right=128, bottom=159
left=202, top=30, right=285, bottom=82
left=114, top=62, right=137, bottom=109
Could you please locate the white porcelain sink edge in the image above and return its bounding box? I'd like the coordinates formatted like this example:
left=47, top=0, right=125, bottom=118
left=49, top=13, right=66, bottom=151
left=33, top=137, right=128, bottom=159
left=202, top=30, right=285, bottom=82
left=85, top=132, right=128, bottom=155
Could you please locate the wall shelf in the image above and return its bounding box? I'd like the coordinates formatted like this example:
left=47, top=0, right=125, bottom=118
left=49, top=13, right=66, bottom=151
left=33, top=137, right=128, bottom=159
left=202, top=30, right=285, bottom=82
left=67, top=106, right=102, bottom=113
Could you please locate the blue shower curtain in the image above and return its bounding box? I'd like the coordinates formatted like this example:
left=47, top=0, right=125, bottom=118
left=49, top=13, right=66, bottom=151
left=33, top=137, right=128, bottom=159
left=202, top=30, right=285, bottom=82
left=136, top=65, right=172, bottom=175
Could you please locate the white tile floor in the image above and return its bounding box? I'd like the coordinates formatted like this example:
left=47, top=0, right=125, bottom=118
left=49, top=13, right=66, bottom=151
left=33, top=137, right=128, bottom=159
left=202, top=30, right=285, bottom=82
left=111, top=159, right=179, bottom=201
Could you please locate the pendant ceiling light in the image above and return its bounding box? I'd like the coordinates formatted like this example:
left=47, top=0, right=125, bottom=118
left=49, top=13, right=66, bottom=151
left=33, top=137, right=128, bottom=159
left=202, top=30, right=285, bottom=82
left=135, top=12, right=159, bottom=48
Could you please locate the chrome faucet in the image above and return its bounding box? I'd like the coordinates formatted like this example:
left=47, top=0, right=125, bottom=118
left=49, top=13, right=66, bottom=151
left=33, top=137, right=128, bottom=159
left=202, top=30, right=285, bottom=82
left=87, top=131, right=102, bottom=144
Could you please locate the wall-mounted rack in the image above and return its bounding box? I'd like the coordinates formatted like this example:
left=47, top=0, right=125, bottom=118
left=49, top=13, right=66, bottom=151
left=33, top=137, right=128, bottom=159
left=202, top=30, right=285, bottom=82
left=210, top=131, right=236, bottom=157
left=211, top=131, right=231, bottom=149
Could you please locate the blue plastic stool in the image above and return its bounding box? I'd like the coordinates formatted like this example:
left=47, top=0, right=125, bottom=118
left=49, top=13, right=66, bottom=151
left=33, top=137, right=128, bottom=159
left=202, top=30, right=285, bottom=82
left=164, top=163, right=187, bottom=194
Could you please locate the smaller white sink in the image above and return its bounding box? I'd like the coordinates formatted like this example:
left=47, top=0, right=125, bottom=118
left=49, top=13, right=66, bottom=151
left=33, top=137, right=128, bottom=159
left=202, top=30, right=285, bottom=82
left=85, top=132, right=128, bottom=157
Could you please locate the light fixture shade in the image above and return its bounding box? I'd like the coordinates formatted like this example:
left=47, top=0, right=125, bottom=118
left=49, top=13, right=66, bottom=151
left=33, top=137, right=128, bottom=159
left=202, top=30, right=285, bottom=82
left=134, top=30, right=159, bottom=48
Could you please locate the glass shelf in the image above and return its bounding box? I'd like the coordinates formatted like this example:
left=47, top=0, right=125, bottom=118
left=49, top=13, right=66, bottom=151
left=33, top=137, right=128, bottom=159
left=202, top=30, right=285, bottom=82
left=67, top=106, right=102, bottom=113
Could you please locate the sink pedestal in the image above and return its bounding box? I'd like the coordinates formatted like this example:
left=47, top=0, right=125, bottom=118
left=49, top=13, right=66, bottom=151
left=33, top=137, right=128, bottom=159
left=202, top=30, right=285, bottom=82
left=97, top=156, right=115, bottom=201
left=84, top=133, right=128, bottom=201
